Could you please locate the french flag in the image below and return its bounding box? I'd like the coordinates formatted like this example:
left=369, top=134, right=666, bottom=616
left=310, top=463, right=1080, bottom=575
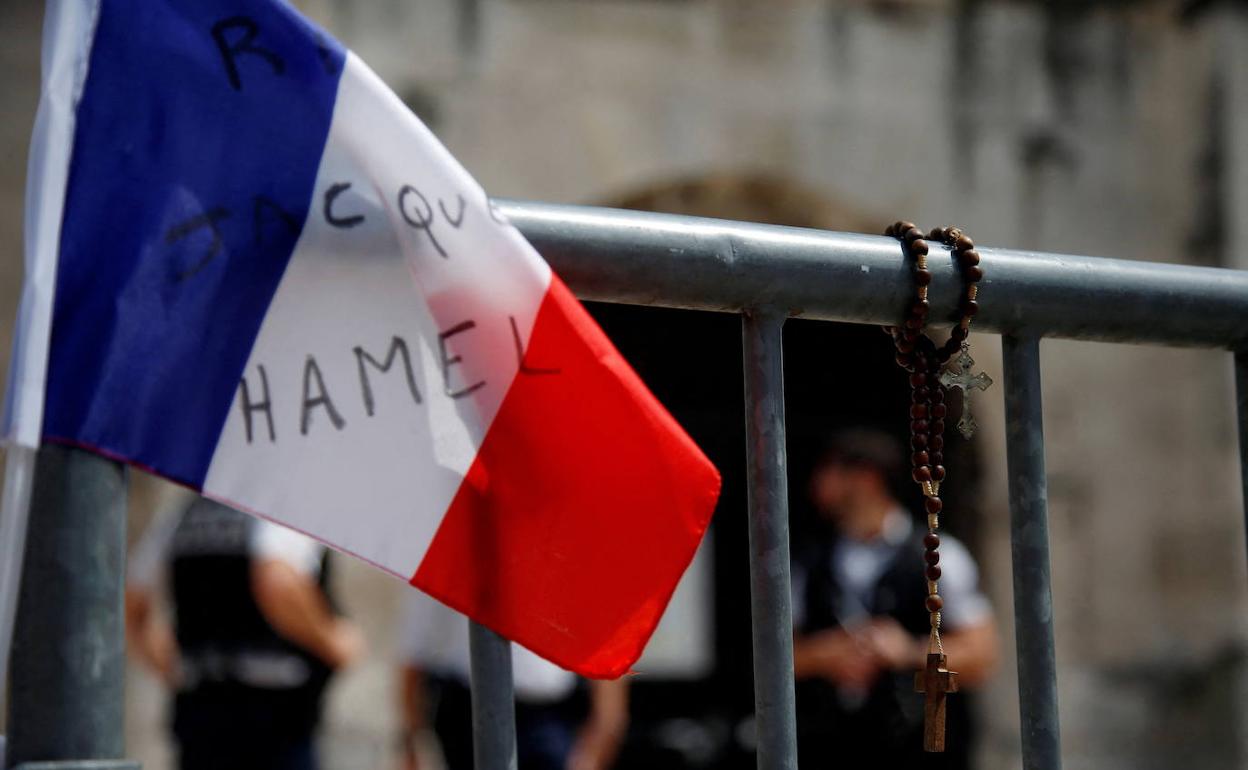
left=6, top=0, right=721, bottom=678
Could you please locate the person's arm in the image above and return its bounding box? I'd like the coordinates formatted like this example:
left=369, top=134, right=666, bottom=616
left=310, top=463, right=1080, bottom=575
left=124, top=585, right=178, bottom=683
left=867, top=615, right=999, bottom=687
left=793, top=627, right=879, bottom=689
left=933, top=619, right=998, bottom=686
left=866, top=537, right=1000, bottom=687
left=567, top=678, right=629, bottom=770
left=124, top=507, right=180, bottom=683
left=250, top=557, right=364, bottom=669
left=397, top=664, right=429, bottom=770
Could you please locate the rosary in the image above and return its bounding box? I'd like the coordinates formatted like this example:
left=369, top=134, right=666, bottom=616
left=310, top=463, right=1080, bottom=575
left=883, top=220, right=992, bottom=753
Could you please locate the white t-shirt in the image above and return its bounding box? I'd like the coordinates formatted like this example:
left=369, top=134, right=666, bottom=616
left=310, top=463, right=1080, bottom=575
left=398, top=589, right=577, bottom=704
left=127, top=497, right=324, bottom=591
left=792, top=508, right=991, bottom=630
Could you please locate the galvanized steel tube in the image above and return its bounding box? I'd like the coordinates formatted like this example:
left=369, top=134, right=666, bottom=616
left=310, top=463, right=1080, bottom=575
left=741, top=309, right=798, bottom=770
left=502, top=200, right=1248, bottom=350
left=5, top=446, right=130, bottom=769
left=468, top=620, right=518, bottom=770
left=1235, top=351, right=1248, bottom=594
left=1001, top=336, right=1062, bottom=770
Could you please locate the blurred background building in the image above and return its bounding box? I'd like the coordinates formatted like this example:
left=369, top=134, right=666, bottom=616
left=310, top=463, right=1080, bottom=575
left=4, top=0, right=1248, bottom=768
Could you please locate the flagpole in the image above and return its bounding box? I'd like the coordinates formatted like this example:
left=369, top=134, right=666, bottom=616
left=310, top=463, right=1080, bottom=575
left=468, top=620, right=519, bottom=770
left=0, top=442, right=38, bottom=757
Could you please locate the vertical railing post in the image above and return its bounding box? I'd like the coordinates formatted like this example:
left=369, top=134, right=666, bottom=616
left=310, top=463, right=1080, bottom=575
left=741, top=309, right=798, bottom=770
left=0, top=445, right=38, bottom=748
left=5, top=444, right=136, bottom=770
left=468, top=620, right=518, bottom=770
left=1001, top=335, right=1062, bottom=770
left=1234, top=351, right=1248, bottom=590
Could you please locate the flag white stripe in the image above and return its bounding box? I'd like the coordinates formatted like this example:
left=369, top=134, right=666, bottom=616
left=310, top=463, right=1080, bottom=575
left=2, top=0, right=100, bottom=447
left=203, top=53, right=551, bottom=577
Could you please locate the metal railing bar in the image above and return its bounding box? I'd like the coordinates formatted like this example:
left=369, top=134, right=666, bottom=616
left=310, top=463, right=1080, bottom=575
left=1235, top=351, right=1248, bottom=594
left=0, top=444, right=37, bottom=749
left=1001, top=336, right=1062, bottom=770
left=5, top=446, right=132, bottom=769
left=501, top=200, right=1248, bottom=351
left=468, top=620, right=518, bottom=770
left=741, top=309, right=799, bottom=770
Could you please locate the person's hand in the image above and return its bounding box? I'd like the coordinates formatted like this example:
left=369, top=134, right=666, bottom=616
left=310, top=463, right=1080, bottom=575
left=326, top=618, right=367, bottom=669
left=801, top=627, right=878, bottom=689
left=865, top=618, right=923, bottom=672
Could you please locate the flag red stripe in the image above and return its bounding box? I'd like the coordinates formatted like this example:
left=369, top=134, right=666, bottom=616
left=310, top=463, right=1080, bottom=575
left=411, top=275, right=721, bottom=678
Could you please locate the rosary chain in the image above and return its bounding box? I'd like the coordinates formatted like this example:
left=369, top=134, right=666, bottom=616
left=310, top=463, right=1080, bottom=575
left=881, top=220, right=984, bottom=654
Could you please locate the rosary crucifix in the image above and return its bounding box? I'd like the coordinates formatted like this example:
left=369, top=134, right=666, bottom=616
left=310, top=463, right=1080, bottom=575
left=939, top=344, right=993, bottom=439
left=915, top=653, right=959, bottom=752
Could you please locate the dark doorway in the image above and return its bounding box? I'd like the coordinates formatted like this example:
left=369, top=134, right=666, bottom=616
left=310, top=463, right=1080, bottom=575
left=590, top=175, right=984, bottom=768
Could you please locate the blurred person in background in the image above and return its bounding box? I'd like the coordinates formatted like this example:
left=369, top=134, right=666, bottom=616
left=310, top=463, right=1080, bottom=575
left=792, top=428, right=999, bottom=769
left=397, top=590, right=629, bottom=770
left=126, top=495, right=364, bottom=770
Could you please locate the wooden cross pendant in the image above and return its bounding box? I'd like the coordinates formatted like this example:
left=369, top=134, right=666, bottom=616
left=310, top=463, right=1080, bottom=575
left=938, top=344, right=993, bottom=439
left=914, top=653, right=959, bottom=752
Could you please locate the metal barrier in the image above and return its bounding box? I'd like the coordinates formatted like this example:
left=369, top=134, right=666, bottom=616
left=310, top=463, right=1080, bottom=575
left=6, top=200, right=1248, bottom=770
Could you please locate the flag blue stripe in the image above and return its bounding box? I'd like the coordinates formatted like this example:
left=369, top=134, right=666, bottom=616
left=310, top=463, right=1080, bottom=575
left=43, top=0, right=345, bottom=487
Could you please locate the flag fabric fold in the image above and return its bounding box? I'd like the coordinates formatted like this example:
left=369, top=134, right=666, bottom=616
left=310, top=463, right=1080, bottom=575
left=6, top=0, right=721, bottom=678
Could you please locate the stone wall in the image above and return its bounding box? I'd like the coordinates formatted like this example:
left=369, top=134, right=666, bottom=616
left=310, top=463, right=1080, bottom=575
left=3, top=1, right=1248, bottom=768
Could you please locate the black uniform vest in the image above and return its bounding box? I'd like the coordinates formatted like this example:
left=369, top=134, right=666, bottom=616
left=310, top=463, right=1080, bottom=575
left=169, top=498, right=333, bottom=744
left=796, top=524, right=974, bottom=770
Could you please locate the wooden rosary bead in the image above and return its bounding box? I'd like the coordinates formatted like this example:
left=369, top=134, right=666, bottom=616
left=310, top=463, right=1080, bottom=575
left=911, top=298, right=930, bottom=317
left=954, top=235, right=974, bottom=251
left=896, top=337, right=915, bottom=353
left=931, top=465, right=947, bottom=481
left=925, top=565, right=942, bottom=581
left=912, top=419, right=929, bottom=433
left=913, top=466, right=932, bottom=483
left=904, top=227, right=925, bottom=244
left=929, top=451, right=943, bottom=466
left=928, top=227, right=946, bottom=240
left=910, top=372, right=927, bottom=387
left=931, top=420, right=945, bottom=434
left=929, top=435, right=944, bottom=451
left=931, top=403, right=947, bottom=419
left=950, top=326, right=969, bottom=342
left=923, top=549, right=940, bottom=566
left=960, top=249, right=980, bottom=266
left=965, top=265, right=984, bottom=282
left=896, top=352, right=914, bottom=370
left=915, top=269, right=933, bottom=286
left=925, top=595, right=944, bottom=612
left=910, top=239, right=930, bottom=256
left=962, top=299, right=979, bottom=316
left=925, top=497, right=942, bottom=514
left=931, top=388, right=945, bottom=404
left=911, top=434, right=928, bottom=450
left=924, top=532, right=941, bottom=550
left=912, top=451, right=930, bottom=467
left=911, top=404, right=928, bottom=419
